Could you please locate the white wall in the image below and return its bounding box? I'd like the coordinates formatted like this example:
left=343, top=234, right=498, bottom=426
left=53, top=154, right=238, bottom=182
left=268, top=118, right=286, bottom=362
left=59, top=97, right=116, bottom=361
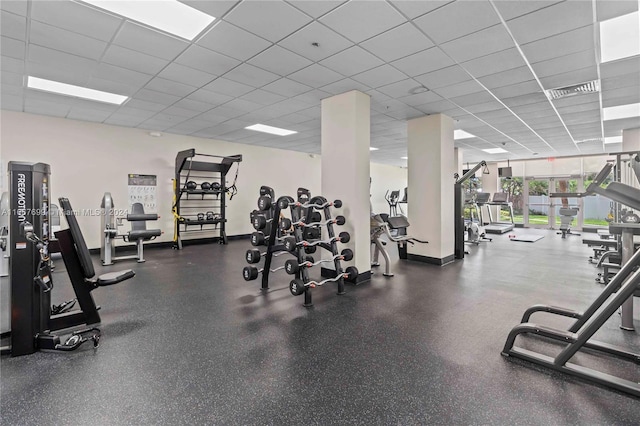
left=1, top=111, right=402, bottom=249
left=370, top=163, right=407, bottom=215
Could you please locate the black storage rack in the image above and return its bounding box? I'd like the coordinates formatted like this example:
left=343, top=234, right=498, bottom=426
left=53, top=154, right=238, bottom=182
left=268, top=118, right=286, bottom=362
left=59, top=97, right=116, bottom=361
left=173, top=149, right=242, bottom=249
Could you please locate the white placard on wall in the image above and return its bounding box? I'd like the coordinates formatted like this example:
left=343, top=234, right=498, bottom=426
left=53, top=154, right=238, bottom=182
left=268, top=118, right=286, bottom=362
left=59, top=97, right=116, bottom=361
left=127, top=174, right=157, bottom=213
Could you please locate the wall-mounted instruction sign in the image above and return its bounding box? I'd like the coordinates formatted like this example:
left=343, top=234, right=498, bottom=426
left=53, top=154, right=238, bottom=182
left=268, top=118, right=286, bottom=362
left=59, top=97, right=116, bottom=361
left=128, top=174, right=157, bottom=213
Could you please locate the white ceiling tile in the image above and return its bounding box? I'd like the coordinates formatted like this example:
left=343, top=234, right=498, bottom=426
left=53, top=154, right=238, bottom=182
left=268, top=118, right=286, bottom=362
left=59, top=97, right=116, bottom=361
left=262, top=78, right=313, bottom=98
left=596, top=0, right=639, bottom=21
left=102, top=45, right=169, bottom=75
left=531, top=49, right=596, bottom=78
left=288, top=64, right=344, bottom=88
left=28, top=45, right=96, bottom=74
left=145, top=77, right=197, bottom=97
left=319, top=0, right=406, bottom=43
left=389, top=1, right=454, bottom=19
left=1, top=36, right=23, bottom=60
left=287, top=1, right=346, bottom=18
left=67, top=107, right=112, bottom=123
left=440, top=24, right=514, bottom=63
left=478, top=66, right=535, bottom=90
left=413, top=0, right=500, bottom=44
left=0, top=93, right=23, bottom=111
left=502, top=92, right=548, bottom=108
left=360, top=22, right=434, bottom=62
left=461, top=48, right=525, bottom=77
left=507, top=0, right=593, bottom=45
left=414, top=65, right=472, bottom=90
left=414, top=99, right=456, bottom=114
left=602, top=72, right=640, bottom=91
left=396, top=90, right=442, bottom=107
left=28, top=62, right=91, bottom=87
left=197, top=20, right=271, bottom=61
left=520, top=25, right=593, bottom=64
left=133, top=89, right=181, bottom=105
left=1, top=10, right=25, bottom=40
left=162, top=105, right=200, bottom=118
left=391, top=47, right=455, bottom=77
left=1, top=1, right=27, bottom=16
left=121, top=99, right=167, bottom=112
left=202, top=78, right=254, bottom=97
left=224, top=98, right=263, bottom=113
left=137, top=118, right=176, bottom=132
left=240, top=89, right=287, bottom=106
left=181, top=0, right=239, bottom=18
left=30, top=21, right=108, bottom=62
left=175, top=95, right=222, bottom=112
left=278, top=22, right=353, bottom=61
left=1, top=55, right=22, bottom=73
left=30, top=0, right=121, bottom=42
left=493, top=1, right=562, bottom=20
left=87, top=77, right=140, bottom=96
left=224, top=0, right=312, bottom=42
left=224, top=63, right=280, bottom=87
left=491, top=80, right=540, bottom=99
left=24, top=98, right=71, bottom=117
left=352, top=64, right=407, bottom=88
left=113, top=22, right=189, bottom=61
left=291, top=89, right=331, bottom=104
left=1, top=70, right=22, bottom=86
left=600, top=56, right=640, bottom=79
left=464, top=101, right=505, bottom=114
left=436, top=80, right=486, bottom=98
left=319, top=46, right=384, bottom=76
left=449, top=90, right=496, bottom=107
left=376, top=79, right=420, bottom=98
left=176, top=45, right=240, bottom=76
left=539, top=67, right=598, bottom=90
left=157, top=63, right=216, bottom=87
left=248, top=45, right=313, bottom=76
left=320, top=78, right=371, bottom=95
left=602, top=87, right=640, bottom=107
left=93, top=63, right=152, bottom=87
left=165, top=118, right=215, bottom=134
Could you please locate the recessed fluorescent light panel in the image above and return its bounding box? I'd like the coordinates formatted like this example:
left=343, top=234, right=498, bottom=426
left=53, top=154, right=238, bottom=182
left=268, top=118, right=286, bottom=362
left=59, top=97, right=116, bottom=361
left=401, top=156, right=408, bottom=160
left=245, top=124, right=297, bottom=136
left=599, top=11, right=640, bottom=63
left=482, top=148, right=508, bottom=154
left=80, top=0, right=215, bottom=40
left=370, top=147, right=379, bottom=151
left=27, top=76, right=128, bottom=104
left=604, top=136, right=623, bottom=144
left=603, top=103, right=640, bottom=121
left=454, top=130, right=475, bottom=139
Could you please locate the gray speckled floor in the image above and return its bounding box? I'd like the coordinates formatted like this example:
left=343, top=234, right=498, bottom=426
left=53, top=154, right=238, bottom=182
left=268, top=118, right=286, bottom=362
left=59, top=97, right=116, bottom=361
left=1, top=229, right=639, bottom=425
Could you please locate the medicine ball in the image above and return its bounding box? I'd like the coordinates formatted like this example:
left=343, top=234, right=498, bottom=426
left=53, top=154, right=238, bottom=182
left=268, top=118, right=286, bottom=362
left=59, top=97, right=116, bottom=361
left=201, top=182, right=212, bottom=191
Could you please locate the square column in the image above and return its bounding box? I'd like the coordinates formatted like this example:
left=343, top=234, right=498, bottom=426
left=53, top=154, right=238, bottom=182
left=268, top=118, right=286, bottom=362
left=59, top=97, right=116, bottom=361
left=407, top=114, right=455, bottom=264
left=622, top=128, right=640, bottom=151
left=321, top=90, right=371, bottom=283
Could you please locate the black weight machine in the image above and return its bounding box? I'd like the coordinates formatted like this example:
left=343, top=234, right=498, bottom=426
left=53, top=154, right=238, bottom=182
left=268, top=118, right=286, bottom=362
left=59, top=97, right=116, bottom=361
left=2, top=162, right=134, bottom=356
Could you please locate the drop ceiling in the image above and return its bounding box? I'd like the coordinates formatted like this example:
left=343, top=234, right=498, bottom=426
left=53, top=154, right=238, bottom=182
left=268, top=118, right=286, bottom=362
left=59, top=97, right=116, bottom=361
left=1, top=0, right=639, bottom=165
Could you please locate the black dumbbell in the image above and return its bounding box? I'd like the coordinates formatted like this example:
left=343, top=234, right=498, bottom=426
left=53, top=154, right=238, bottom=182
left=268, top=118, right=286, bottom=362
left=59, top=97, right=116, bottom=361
left=245, top=249, right=265, bottom=264
left=257, top=196, right=272, bottom=211
left=310, top=212, right=321, bottom=222
left=279, top=217, right=293, bottom=231
left=284, top=255, right=316, bottom=275
left=333, top=200, right=342, bottom=208
left=303, top=228, right=320, bottom=240
left=289, top=278, right=306, bottom=296
left=251, top=232, right=267, bottom=246
left=304, top=246, right=316, bottom=254
left=338, top=231, right=350, bottom=243
left=283, top=237, right=297, bottom=252
left=344, top=266, right=359, bottom=282
left=243, top=266, right=260, bottom=281
left=197, top=213, right=205, bottom=221
left=334, top=215, right=346, bottom=226
left=206, top=211, right=216, bottom=221
left=252, top=215, right=272, bottom=230
left=341, top=248, right=353, bottom=261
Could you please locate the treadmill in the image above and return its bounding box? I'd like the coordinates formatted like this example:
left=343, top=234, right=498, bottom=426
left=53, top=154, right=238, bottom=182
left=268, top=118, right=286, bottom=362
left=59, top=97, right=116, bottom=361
left=479, top=192, right=515, bottom=234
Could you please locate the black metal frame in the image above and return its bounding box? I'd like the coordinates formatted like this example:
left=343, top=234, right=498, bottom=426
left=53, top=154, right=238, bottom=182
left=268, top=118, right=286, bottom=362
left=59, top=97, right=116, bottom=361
left=173, top=149, right=242, bottom=249
left=454, top=161, right=487, bottom=259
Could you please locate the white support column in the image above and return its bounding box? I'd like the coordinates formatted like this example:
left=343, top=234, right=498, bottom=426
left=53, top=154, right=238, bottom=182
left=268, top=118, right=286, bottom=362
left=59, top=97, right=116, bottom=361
left=454, top=148, right=464, bottom=176
left=407, top=114, right=455, bottom=265
left=622, top=128, right=640, bottom=151
left=484, top=163, right=499, bottom=224
left=321, top=90, right=370, bottom=283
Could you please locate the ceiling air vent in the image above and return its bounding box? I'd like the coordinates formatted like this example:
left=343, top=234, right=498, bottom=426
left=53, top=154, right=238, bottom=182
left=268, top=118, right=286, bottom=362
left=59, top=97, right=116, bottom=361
left=545, top=80, right=600, bottom=100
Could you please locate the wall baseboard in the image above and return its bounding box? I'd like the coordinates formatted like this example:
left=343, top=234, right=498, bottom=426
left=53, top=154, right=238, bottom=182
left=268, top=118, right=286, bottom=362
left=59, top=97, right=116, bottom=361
left=88, top=234, right=251, bottom=254
left=407, top=253, right=455, bottom=266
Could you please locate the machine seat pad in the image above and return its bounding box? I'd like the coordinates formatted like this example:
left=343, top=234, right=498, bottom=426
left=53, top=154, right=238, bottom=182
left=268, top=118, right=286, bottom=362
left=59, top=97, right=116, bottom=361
left=97, top=269, right=135, bottom=286
left=387, top=215, right=410, bottom=229
left=128, top=229, right=161, bottom=240
left=127, top=213, right=158, bottom=221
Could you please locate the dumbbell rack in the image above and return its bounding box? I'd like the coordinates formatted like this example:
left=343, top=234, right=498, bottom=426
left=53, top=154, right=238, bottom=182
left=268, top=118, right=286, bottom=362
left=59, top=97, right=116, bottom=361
left=173, top=149, right=242, bottom=249
left=245, top=190, right=355, bottom=307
